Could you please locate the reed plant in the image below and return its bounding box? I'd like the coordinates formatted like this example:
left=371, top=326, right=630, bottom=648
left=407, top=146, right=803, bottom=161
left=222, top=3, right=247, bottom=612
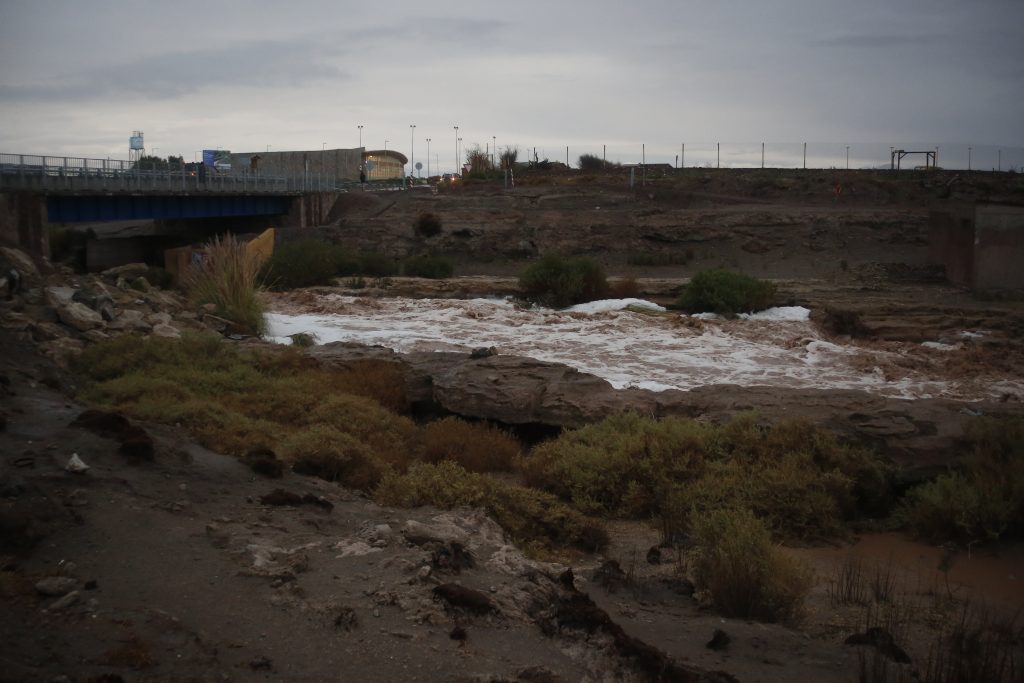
left=185, top=234, right=266, bottom=336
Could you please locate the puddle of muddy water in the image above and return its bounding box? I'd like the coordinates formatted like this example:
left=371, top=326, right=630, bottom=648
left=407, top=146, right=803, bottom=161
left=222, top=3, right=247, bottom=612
left=792, top=533, right=1024, bottom=609
left=265, top=295, right=1022, bottom=401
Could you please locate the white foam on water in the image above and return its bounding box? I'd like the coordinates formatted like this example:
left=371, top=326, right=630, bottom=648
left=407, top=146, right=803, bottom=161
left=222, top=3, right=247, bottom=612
left=264, top=295, right=1022, bottom=401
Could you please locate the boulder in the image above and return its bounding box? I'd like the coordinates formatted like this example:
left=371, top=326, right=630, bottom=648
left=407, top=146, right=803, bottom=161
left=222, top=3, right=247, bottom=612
left=106, top=309, right=151, bottom=333
left=0, top=247, right=41, bottom=288
left=431, top=355, right=655, bottom=428
left=71, top=288, right=115, bottom=321
left=57, top=302, right=104, bottom=331
left=101, top=262, right=150, bottom=281
left=151, top=322, right=182, bottom=339
left=306, top=341, right=1023, bottom=481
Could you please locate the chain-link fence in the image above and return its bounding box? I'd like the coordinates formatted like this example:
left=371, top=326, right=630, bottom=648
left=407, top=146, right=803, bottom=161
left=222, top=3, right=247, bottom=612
left=509, top=142, right=1024, bottom=172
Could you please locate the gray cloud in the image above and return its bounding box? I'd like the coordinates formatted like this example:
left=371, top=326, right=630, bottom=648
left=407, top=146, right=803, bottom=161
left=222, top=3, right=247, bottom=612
left=0, top=39, right=349, bottom=101
left=811, top=32, right=944, bottom=49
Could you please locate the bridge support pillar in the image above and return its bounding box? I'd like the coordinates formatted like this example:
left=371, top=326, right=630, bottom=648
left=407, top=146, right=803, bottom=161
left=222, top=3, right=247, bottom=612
left=0, top=192, right=48, bottom=257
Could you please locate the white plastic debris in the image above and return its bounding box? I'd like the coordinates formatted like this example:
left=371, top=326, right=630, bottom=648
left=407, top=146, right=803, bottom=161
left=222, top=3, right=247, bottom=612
left=65, top=453, right=90, bottom=474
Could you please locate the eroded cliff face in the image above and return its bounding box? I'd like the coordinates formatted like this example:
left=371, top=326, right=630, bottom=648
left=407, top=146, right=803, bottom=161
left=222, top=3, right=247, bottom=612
left=317, top=183, right=934, bottom=279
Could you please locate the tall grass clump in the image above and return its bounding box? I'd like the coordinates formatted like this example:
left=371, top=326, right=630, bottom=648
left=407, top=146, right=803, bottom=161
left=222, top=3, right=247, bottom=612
left=900, top=415, right=1024, bottom=544
left=185, top=234, right=265, bottom=336
left=518, top=254, right=609, bottom=308
left=677, top=268, right=776, bottom=317
left=690, top=507, right=813, bottom=623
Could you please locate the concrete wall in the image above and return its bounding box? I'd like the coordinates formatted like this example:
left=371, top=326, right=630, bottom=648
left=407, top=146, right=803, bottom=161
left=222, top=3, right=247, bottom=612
left=0, top=192, right=48, bottom=256
left=930, top=203, right=1024, bottom=290
left=229, top=148, right=362, bottom=183
left=974, top=204, right=1024, bottom=290
left=928, top=207, right=974, bottom=287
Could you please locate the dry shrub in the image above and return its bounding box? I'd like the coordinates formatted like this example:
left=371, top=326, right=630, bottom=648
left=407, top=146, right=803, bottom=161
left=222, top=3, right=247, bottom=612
left=376, top=462, right=607, bottom=552
left=690, top=507, right=812, bottom=623
left=900, top=415, right=1024, bottom=543
left=323, top=360, right=409, bottom=413
left=278, top=425, right=383, bottom=491
left=422, top=417, right=520, bottom=472
left=310, top=395, right=419, bottom=468
left=185, top=234, right=265, bottom=336
left=521, top=411, right=892, bottom=543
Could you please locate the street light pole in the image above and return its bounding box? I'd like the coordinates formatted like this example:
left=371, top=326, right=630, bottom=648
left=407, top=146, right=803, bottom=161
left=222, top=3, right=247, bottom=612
left=454, top=125, right=459, bottom=175
left=358, top=125, right=363, bottom=148
left=410, top=124, right=416, bottom=178
left=493, top=135, right=496, bottom=168
left=846, top=145, right=850, bottom=170
left=426, top=138, right=431, bottom=177
left=384, top=140, right=388, bottom=151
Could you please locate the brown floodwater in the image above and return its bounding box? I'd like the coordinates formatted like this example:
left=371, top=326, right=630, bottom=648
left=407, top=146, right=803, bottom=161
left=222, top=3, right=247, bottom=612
left=792, top=532, right=1024, bottom=609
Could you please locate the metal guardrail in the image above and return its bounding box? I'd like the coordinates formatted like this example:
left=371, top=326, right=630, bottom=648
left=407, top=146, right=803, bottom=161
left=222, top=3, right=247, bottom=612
left=0, top=154, right=407, bottom=195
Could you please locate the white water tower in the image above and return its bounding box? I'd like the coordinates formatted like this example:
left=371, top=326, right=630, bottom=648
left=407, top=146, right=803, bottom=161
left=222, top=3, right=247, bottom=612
left=129, top=131, right=145, bottom=163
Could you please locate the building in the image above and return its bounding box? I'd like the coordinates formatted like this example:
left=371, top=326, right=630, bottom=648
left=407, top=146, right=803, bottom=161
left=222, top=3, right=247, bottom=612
left=362, top=150, right=408, bottom=180
left=228, top=148, right=362, bottom=184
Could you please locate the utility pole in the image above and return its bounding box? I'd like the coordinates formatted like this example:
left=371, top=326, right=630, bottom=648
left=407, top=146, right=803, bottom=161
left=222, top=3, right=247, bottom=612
left=453, top=125, right=459, bottom=175
left=761, top=142, right=765, bottom=169
left=493, top=135, right=497, bottom=168
left=410, top=124, right=416, bottom=178
left=426, top=138, right=431, bottom=177
left=846, top=145, right=850, bottom=170
left=357, top=125, right=363, bottom=148
left=803, top=142, right=807, bottom=169
left=717, top=142, right=720, bottom=169
left=968, top=146, right=972, bottom=170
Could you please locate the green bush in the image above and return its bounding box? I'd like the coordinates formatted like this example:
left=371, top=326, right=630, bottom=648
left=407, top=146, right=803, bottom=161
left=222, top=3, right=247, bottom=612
left=900, top=415, right=1024, bottom=543
left=402, top=254, right=454, bottom=279
left=375, top=461, right=608, bottom=552
left=690, top=507, right=813, bottom=623
left=356, top=252, right=399, bottom=277
left=518, top=254, right=608, bottom=308
left=414, top=212, right=443, bottom=237
left=677, top=269, right=776, bottom=317
left=185, top=234, right=266, bottom=335
left=521, top=412, right=892, bottom=543
left=261, top=239, right=354, bottom=290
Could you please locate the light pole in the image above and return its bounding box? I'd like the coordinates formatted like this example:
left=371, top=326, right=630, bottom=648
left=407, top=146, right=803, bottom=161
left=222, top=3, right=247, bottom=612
left=453, top=125, right=459, bottom=175
left=358, top=125, right=363, bottom=148
left=410, top=124, right=416, bottom=178
left=426, top=138, right=431, bottom=177
left=458, top=138, right=463, bottom=173
left=384, top=140, right=388, bottom=151
left=493, top=135, right=496, bottom=168
left=968, top=146, right=972, bottom=170
left=846, top=145, right=850, bottom=170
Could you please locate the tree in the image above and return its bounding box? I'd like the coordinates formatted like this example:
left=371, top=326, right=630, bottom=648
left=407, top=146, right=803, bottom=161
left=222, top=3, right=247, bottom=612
left=500, top=146, right=519, bottom=170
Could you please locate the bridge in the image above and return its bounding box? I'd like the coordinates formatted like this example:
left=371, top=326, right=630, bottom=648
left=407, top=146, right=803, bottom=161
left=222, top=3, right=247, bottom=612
left=0, top=153, right=405, bottom=223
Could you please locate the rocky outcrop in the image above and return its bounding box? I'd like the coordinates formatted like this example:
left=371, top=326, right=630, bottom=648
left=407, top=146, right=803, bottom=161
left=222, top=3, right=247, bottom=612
left=311, top=341, right=1021, bottom=481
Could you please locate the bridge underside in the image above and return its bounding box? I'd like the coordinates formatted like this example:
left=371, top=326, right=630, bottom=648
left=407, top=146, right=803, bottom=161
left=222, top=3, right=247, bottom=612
left=46, top=194, right=292, bottom=223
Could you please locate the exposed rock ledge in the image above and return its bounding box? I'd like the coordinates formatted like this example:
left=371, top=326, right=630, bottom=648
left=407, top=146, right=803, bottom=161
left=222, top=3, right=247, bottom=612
left=310, top=342, right=1022, bottom=482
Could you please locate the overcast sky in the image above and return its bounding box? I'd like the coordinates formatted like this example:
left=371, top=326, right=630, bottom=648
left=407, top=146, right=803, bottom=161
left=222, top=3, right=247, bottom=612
left=1, top=0, right=1022, bottom=172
